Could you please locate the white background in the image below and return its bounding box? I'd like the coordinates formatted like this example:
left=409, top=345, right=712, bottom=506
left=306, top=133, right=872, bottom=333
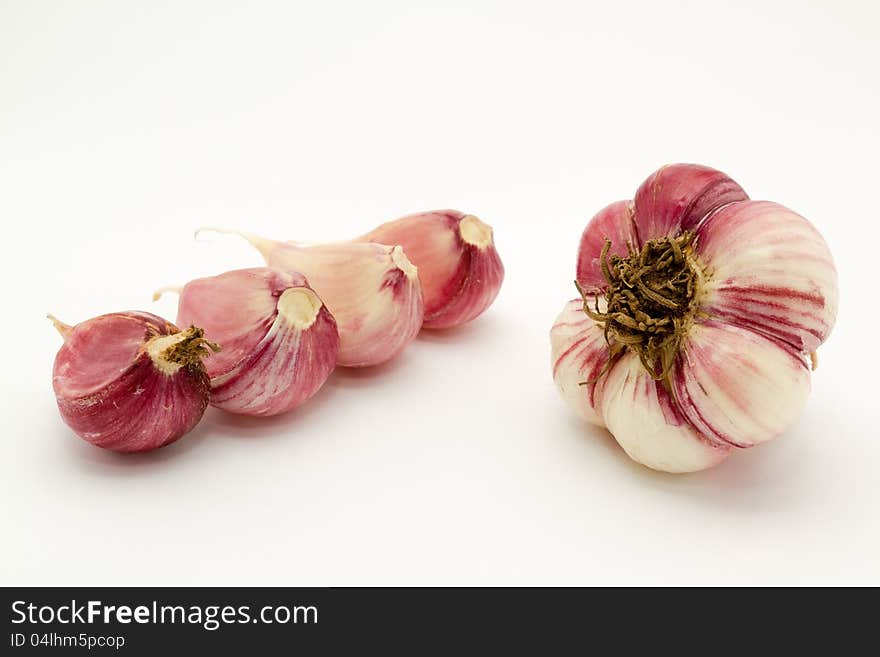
left=1, top=0, right=878, bottom=585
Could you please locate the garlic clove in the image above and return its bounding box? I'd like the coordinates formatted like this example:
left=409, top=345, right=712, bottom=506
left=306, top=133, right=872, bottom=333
left=171, top=269, right=285, bottom=378
left=672, top=320, right=811, bottom=448
left=601, top=351, right=732, bottom=473
left=358, top=210, right=504, bottom=329
left=575, top=201, right=638, bottom=294
left=50, top=311, right=214, bottom=452
left=633, top=163, right=749, bottom=240
left=173, top=268, right=339, bottom=416
left=696, top=200, right=839, bottom=354
left=207, top=230, right=423, bottom=367
left=549, top=298, right=610, bottom=426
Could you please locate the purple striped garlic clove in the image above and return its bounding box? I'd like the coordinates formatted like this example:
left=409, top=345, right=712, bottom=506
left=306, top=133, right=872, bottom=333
left=200, top=230, right=423, bottom=367
left=696, top=200, right=839, bottom=354
left=49, top=311, right=215, bottom=452
left=165, top=268, right=339, bottom=416
left=601, top=351, right=732, bottom=473
left=671, top=320, right=811, bottom=449
left=357, top=210, right=504, bottom=329
left=631, top=163, right=749, bottom=239
left=550, top=298, right=610, bottom=426
left=575, top=201, right=638, bottom=295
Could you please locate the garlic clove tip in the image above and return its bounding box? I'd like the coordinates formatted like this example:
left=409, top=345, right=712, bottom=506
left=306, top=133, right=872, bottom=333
left=47, top=313, right=73, bottom=340
left=390, top=245, right=418, bottom=279
left=194, top=227, right=275, bottom=261
left=152, top=285, right=183, bottom=302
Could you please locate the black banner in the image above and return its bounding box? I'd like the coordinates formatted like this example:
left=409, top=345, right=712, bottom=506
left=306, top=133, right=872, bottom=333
left=0, top=587, right=868, bottom=653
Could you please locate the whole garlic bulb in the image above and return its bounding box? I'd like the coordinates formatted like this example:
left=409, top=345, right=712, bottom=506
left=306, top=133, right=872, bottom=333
left=552, top=164, right=838, bottom=473
left=50, top=311, right=216, bottom=452
left=169, top=268, right=339, bottom=416
left=357, top=210, right=504, bottom=329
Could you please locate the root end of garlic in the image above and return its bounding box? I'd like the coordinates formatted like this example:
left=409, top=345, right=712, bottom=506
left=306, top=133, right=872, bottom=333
left=390, top=245, right=418, bottom=280
left=277, top=287, right=323, bottom=329
left=580, top=231, right=702, bottom=383
left=459, top=214, right=493, bottom=249
left=146, top=326, right=220, bottom=375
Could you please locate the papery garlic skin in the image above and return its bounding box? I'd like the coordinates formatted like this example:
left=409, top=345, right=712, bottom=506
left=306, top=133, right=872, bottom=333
left=672, top=321, right=811, bottom=449
left=554, top=163, right=838, bottom=473
left=576, top=201, right=638, bottom=294
left=631, top=163, right=748, bottom=239
left=214, top=231, right=423, bottom=367
left=173, top=268, right=339, bottom=416
left=601, top=352, right=732, bottom=473
left=550, top=297, right=732, bottom=473
left=51, top=312, right=212, bottom=452
left=550, top=298, right=609, bottom=426
left=697, top=201, right=839, bottom=353
left=358, top=210, right=504, bottom=329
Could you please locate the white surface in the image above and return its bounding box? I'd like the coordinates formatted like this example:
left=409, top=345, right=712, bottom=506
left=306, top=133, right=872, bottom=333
left=1, top=0, right=878, bottom=586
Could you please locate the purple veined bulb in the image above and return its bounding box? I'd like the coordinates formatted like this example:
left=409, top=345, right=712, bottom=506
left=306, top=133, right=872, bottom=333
left=552, top=163, right=838, bottom=474
left=157, top=267, right=339, bottom=416
left=49, top=311, right=216, bottom=452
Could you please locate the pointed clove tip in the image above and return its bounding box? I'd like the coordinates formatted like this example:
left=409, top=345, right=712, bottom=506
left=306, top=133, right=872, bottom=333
left=390, top=245, right=418, bottom=279
left=194, top=226, right=222, bottom=241
left=47, top=313, right=73, bottom=339
left=194, top=226, right=243, bottom=242
left=152, top=286, right=182, bottom=302
left=194, top=227, right=274, bottom=262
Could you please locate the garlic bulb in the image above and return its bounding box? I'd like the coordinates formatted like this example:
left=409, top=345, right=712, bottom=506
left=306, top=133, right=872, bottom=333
left=163, top=268, right=339, bottom=416
left=552, top=163, right=838, bottom=473
left=357, top=210, right=504, bottom=328
left=201, top=230, right=423, bottom=367
left=50, top=311, right=216, bottom=452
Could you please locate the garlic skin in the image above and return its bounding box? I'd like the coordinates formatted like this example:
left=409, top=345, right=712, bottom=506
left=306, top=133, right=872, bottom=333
left=576, top=201, right=638, bottom=294
left=50, top=312, right=213, bottom=452
left=550, top=298, right=609, bottom=426
left=358, top=210, right=504, bottom=329
left=553, top=164, right=838, bottom=473
left=631, top=163, right=748, bottom=239
left=602, top=352, right=732, bottom=473
left=206, top=231, right=423, bottom=367
left=672, top=321, right=811, bottom=449
left=170, top=268, right=339, bottom=416
left=697, top=201, right=839, bottom=353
